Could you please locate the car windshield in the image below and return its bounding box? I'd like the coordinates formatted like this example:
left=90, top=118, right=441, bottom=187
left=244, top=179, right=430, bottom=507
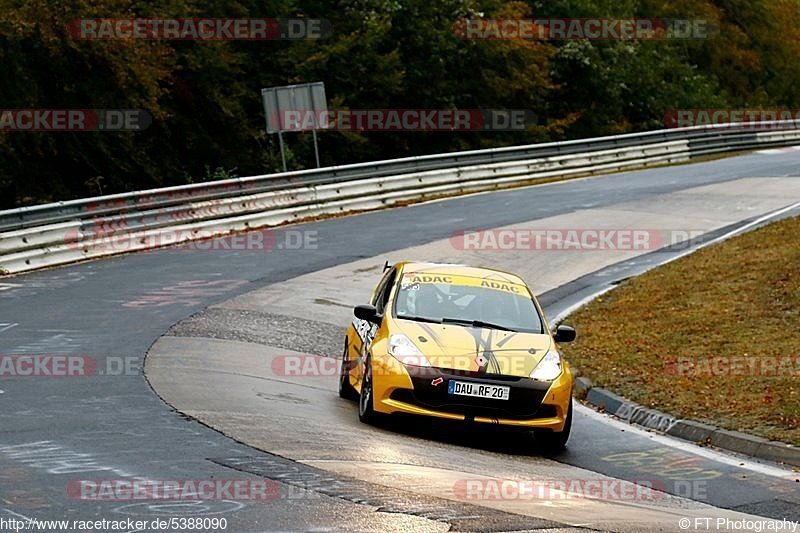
left=393, top=278, right=543, bottom=333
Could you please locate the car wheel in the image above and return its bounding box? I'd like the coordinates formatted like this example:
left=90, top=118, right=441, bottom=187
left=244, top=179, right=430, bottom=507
left=534, top=397, right=572, bottom=454
left=358, top=353, right=379, bottom=424
left=338, top=342, right=358, bottom=401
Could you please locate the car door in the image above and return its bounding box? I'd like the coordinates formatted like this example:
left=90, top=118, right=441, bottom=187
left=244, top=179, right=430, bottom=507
left=350, top=267, right=396, bottom=383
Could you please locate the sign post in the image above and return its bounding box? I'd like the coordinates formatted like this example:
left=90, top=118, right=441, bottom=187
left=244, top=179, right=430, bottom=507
left=261, top=82, right=327, bottom=171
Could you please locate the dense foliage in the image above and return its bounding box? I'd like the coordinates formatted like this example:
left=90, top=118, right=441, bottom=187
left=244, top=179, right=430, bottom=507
left=1, top=0, right=798, bottom=206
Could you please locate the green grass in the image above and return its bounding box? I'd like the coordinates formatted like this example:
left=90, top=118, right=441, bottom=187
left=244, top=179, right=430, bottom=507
left=562, top=216, right=800, bottom=445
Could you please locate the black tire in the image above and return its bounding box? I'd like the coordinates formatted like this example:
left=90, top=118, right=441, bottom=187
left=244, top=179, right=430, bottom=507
left=534, top=397, right=572, bottom=454
left=338, top=342, right=358, bottom=400
left=358, top=353, right=379, bottom=424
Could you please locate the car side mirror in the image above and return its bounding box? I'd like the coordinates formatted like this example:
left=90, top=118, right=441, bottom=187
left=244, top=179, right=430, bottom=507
left=354, top=304, right=382, bottom=324
left=553, top=324, right=576, bottom=343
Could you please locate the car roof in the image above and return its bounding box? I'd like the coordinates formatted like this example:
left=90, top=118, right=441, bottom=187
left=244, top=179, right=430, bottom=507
left=394, top=261, right=529, bottom=287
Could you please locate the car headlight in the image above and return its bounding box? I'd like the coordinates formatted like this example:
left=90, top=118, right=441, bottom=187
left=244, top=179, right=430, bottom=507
left=530, top=348, right=562, bottom=381
left=388, top=334, right=431, bottom=367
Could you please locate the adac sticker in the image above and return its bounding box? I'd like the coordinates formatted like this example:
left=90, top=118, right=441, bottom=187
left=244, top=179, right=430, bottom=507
left=479, top=280, right=521, bottom=294
left=400, top=272, right=527, bottom=295
left=401, top=274, right=454, bottom=285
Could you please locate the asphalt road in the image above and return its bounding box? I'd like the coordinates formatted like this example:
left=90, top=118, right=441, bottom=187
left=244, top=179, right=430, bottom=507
left=2, top=150, right=800, bottom=532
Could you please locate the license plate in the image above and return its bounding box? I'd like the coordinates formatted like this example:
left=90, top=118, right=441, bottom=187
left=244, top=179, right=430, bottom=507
left=448, top=380, right=510, bottom=400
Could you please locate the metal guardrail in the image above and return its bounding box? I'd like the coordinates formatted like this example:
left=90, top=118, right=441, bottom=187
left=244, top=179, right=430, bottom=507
left=1, top=121, right=799, bottom=275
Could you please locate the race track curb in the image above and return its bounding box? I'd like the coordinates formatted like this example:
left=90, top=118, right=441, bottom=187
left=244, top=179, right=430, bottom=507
left=573, top=378, right=800, bottom=468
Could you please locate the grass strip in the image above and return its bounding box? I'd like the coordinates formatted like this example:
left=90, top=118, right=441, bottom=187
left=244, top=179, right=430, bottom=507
left=562, top=215, right=800, bottom=445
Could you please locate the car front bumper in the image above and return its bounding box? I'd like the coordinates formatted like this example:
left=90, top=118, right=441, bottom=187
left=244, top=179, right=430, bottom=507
left=371, top=353, right=572, bottom=430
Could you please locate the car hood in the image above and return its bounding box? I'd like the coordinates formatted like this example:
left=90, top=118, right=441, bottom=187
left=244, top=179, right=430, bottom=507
left=394, top=319, right=552, bottom=377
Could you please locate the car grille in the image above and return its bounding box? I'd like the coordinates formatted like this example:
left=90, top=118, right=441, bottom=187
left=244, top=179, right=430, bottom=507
left=390, top=365, right=555, bottom=420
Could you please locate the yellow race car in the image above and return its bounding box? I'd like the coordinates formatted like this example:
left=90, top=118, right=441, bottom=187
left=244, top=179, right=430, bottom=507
left=340, top=261, right=576, bottom=452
